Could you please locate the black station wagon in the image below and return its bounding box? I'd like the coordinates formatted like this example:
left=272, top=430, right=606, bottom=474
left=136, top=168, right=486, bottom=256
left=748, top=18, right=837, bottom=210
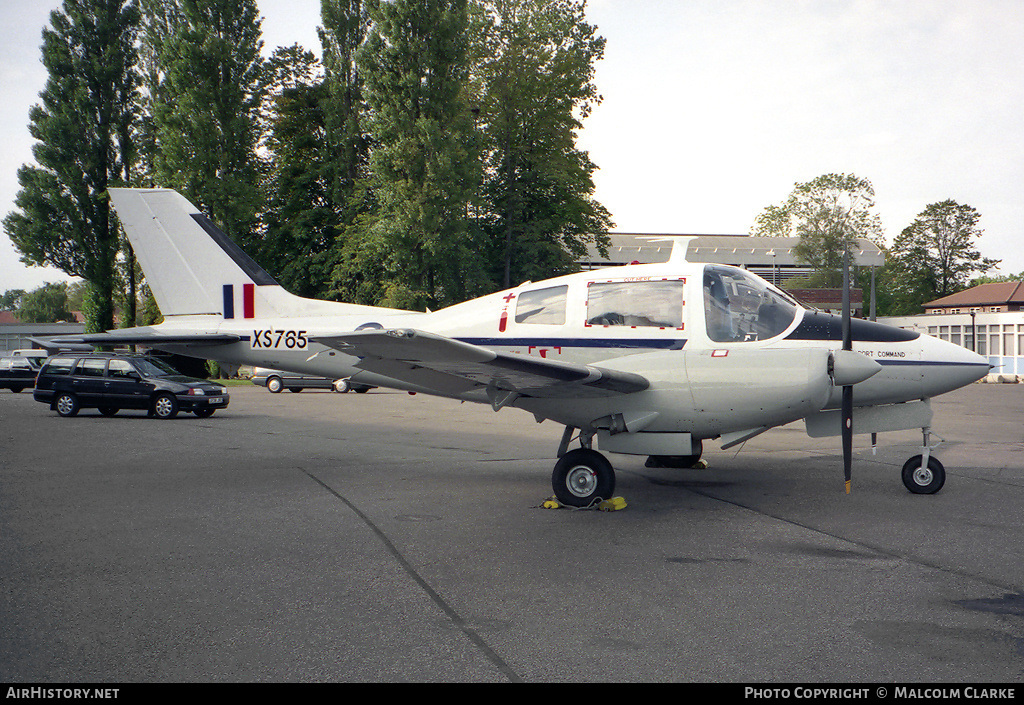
left=33, top=353, right=229, bottom=419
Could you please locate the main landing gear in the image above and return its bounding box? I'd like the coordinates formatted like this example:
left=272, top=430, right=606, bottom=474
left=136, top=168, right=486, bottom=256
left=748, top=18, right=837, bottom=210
left=901, top=426, right=946, bottom=494
left=551, top=427, right=615, bottom=507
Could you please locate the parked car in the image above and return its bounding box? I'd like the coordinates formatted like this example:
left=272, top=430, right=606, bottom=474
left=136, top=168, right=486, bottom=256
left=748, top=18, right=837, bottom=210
left=0, top=355, right=43, bottom=392
left=252, top=367, right=373, bottom=394
left=33, top=352, right=229, bottom=419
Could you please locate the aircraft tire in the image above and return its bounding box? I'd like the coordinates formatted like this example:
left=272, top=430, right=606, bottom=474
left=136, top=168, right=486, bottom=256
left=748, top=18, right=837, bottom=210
left=901, top=455, right=945, bottom=494
left=552, top=448, right=615, bottom=508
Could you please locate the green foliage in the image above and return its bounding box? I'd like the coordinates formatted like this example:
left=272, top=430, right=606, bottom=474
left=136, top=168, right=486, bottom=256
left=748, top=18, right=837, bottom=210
left=753, top=173, right=883, bottom=288
left=141, top=0, right=266, bottom=249
left=473, top=0, right=611, bottom=289
left=0, top=289, right=28, bottom=312
left=16, top=283, right=74, bottom=324
left=10, top=0, right=613, bottom=317
left=882, top=200, right=999, bottom=314
left=3, top=0, right=140, bottom=332
left=968, top=271, right=1024, bottom=286
left=356, top=0, right=482, bottom=310
left=259, top=46, right=338, bottom=297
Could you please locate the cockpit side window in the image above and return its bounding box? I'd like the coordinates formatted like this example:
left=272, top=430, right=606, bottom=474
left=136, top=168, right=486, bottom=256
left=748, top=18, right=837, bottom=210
left=515, top=285, right=567, bottom=325
left=586, top=279, right=685, bottom=329
left=703, top=265, right=798, bottom=342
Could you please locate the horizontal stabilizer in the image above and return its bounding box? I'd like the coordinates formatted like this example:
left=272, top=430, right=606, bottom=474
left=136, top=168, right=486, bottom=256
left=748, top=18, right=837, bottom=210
left=312, top=328, right=649, bottom=399
left=37, top=329, right=241, bottom=350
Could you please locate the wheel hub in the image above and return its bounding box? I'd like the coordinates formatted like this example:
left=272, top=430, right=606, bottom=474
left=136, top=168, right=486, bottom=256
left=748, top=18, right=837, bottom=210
left=913, top=465, right=933, bottom=486
left=566, top=465, right=598, bottom=498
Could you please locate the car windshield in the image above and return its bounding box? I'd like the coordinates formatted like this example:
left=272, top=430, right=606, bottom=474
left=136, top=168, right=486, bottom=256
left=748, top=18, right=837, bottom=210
left=133, top=358, right=182, bottom=378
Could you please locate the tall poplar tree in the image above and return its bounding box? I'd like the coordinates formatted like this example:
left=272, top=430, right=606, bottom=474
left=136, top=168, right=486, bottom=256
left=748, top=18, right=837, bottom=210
left=140, top=0, right=266, bottom=250
left=3, top=0, right=140, bottom=332
left=320, top=0, right=371, bottom=211
left=358, top=0, right=482, bottom=310
left=260, top=45, right=336, bottom=297
left=473, top=0, right=611, bottom=289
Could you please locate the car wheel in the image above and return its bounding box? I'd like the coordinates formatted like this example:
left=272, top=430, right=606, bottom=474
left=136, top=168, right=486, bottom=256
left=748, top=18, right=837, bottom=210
left=152, top=393, right=179, bottom=419
left=334, top=379, right=350, bottom=393
left=98, top=406, right=119, bottom=417
left=55, top=392, right=79, bottom=417
left=267, top=376, right=283, bottom=393
left=194, top=408, right=215, bottom=418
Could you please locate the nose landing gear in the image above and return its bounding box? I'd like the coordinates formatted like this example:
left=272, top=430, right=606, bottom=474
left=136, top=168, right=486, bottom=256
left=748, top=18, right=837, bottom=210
left=901, top=426, right=946, bottom=494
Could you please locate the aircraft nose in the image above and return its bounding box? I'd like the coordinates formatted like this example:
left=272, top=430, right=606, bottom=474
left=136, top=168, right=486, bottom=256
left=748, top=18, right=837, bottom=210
left=920, top=334, right=991, bottom=397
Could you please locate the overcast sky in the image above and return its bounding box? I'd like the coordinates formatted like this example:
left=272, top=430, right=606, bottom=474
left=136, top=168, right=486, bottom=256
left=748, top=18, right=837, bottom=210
left=2, top=0, right=1022, bottom=293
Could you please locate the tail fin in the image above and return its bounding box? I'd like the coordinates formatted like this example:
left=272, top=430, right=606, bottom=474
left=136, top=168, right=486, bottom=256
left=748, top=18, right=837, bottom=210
left=109, top=188, right=398, bottom=320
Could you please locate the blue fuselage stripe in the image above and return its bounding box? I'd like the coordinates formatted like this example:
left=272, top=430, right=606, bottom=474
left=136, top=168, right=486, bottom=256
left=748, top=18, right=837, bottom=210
left=456, top=337, right=687, bottom=350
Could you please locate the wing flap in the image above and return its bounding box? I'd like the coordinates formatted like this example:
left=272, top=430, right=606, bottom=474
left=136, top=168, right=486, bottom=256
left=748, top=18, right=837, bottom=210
left=311, top=329, right=649, bottom=398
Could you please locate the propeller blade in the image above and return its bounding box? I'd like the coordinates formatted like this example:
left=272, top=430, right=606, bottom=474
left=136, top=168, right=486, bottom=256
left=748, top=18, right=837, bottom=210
left=842, top=384, right=853, bottom=494
left=842, top=247, right=852, bottom=494
left=842, top=249, right=852, bottom=352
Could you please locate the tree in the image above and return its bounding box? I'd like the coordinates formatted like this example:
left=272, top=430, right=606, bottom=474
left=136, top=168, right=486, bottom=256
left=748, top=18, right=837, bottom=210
left=140, top=0, right=266, bottom=251
left=3, top=0, right=140, bottom=333
left=884, top=200, right=999, bottom=313
left=16, top=283, right=75, bottom=324
left=260, top=1, right=374, bottom=302
left=752, top=173, right=883, bottom=288
left=320, top=0, right=371, bottom=211
left=357, top=0, right=482, bottom=310
left=259, top=45, right=337, bottom=297
left=473, top=0, right=611, bottom=290
left=1, top=290, right=27, bottom=313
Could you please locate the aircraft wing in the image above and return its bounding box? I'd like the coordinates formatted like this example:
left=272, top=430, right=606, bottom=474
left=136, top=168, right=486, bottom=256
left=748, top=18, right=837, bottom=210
left=311, top=328, right=649, bottom=402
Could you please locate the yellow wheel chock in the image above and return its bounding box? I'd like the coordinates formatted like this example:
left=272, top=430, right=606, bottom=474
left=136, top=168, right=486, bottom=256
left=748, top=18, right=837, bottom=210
left=540, top=496, right=627, bottom=511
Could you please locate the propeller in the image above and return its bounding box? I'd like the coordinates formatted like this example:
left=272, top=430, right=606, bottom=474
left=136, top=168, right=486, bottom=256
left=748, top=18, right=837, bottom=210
left=841, top=248, right=853, bottom=494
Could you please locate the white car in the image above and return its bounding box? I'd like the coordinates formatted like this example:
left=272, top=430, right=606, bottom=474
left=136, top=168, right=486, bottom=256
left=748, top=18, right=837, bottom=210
left=251, top=367, right=373, bottom=394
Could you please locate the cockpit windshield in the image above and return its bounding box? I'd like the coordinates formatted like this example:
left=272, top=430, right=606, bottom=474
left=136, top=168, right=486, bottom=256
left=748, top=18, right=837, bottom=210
left=703, top=265, right=799, bottom=342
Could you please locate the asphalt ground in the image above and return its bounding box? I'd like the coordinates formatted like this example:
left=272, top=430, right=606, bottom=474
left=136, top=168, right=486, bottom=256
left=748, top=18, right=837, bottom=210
left=1, top=382, right=1022, bottom=683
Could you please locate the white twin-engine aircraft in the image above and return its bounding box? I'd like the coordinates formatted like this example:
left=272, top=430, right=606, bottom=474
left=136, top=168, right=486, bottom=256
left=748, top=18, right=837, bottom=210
left=56, top=188, right=990, bottom=506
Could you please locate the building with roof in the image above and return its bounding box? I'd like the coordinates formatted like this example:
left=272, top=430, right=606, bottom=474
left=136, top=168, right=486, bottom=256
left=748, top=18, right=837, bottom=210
left=922, top=281, right=1024, bottom=315
left=581, top=232, right=885, bottom=316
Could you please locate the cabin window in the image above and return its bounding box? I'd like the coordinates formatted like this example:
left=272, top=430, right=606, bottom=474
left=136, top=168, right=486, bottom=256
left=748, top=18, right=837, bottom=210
left=703, top=265, right=798, bottom=343
left=515, top=285, right=567, bottom=325
left=586, top=279, right=685, bottom=328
